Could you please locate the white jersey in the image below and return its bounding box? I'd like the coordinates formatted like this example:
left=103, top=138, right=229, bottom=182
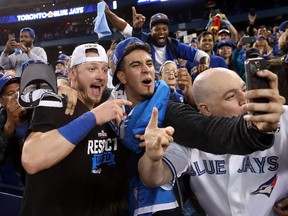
left=163, top=106, right=288, bottom=216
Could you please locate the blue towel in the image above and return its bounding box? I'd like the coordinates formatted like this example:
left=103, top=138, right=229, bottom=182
left=124, top=80, right=171, bottom=153
left=93, top=2, right=112, bottom=39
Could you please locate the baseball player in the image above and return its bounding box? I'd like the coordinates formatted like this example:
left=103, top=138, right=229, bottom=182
left=139, top=68, right=287, bottom=216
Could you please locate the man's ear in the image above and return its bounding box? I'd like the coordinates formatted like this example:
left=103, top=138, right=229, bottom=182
left=68, top=68, right=76, bottom=79
left=117, top=71, right=127, bottom=84
left=197, top=103, right=212, bottom=116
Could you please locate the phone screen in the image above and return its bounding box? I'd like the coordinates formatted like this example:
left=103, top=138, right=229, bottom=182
left=245, top=58, right=269, bottom=103
left=242, top=36, right=256, bottom=45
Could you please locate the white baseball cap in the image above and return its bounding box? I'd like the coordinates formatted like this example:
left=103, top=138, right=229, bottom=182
left=70, top=43, right=108, bottom=67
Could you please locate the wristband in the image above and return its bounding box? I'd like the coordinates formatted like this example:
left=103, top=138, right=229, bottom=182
left=57, top=111, right=96, bottom=145
left=222, top=19, right=231, bottom=25
left=205, top=20, right=213, bottom=30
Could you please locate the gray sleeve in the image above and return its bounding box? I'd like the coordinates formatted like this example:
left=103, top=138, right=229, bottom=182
left=163, top=142, right=190, bottom=181
left=0, top=52, right=13, bottom=70
left=27, top=47, right=48, bottom=64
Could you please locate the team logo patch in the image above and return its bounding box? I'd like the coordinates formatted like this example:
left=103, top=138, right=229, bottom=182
left=251, top=174, right=278, bottom=197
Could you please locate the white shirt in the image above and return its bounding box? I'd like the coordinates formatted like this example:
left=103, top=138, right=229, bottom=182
left=164, top=106, right=288, bottom=216
left=154, top=45, right=166, bottom=77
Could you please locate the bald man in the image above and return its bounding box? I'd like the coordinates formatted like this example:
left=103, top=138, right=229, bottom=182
left=193, top=67, right=246, bottom=116
left=139, top=67, right=288, bottom=216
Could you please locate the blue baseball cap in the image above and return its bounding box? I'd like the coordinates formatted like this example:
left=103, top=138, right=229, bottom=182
left=0, top=74, right=20, bottom=95
left=256, top=35, right=265, bottom=40
left=279, top=20, right=288, bottom=33
left=58, top=54, right=70, bottom=61
left=112, top=37, right=151, bottom=86
left=56, top=59, right=65, bottom=66
left=20, top=27, right=35, bottom=39
left=217, top=39, right=236, bottom=49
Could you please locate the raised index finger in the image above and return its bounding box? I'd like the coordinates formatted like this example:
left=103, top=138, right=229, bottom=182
left=132, top=6, right=137, bottom=17
left=147, top=107, right=159, bottom=130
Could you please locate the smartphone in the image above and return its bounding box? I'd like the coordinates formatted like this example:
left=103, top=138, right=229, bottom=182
left=249, top=8, right=256, bottom=16
left=211, top=9, right=220, bottom=17
left=242, top=36, right=256, bottom=45
left=8, top=33, right=15, bottom=40
left=245, top=57, right=270, bottom=106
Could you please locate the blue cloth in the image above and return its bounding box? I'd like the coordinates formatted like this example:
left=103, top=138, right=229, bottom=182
left=123, top=80, right=170, bottom=154
left=185, top=54, right=227, bottom=82
left=129, top=175, right=177, bottom=215
left=110, top=80, right=178, bottom=215
left=123, top=81, right=177, bottom=215
left=93, top=2, right=111, bottom=39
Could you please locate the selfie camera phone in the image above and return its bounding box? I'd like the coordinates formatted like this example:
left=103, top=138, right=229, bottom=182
left=245, top=57, right=269, bottom=103
left=249, top=8, right=256, bottom=16
left=242, top=36, right=256, bottom=45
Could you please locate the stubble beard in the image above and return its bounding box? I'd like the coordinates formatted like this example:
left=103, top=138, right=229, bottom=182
left=77, top=82, right=101, bottom=107
left=140, top=86, right=154, bottom=99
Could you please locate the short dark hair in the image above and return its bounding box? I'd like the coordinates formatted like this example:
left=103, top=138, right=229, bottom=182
left=198, top=31, right=215, bottom=43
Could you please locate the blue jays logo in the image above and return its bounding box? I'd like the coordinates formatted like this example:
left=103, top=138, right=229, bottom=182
left=91, top=152, right=116, bottom=174
left=251, top=174, right=278, bottom=197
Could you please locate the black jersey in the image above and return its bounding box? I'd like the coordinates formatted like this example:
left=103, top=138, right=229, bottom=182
left=21, top=100, right=129, bottom=216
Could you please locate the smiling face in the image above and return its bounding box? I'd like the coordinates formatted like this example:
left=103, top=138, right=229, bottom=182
left=117, top=49, right=155, bottom=107
left=199, top=33, right=214, bottom=53
left=151, top=23, right=169, bottom=47
left=217, top=45, right=233, bottom=59
left=70, top=51, right=108, bottom=109
left=20, top=31, right=33, bottom=48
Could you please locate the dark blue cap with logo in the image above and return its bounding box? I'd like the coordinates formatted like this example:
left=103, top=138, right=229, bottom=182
left=0, top=74, right=19, bottom=95
left=217, top=39, right=236, bottom=49
left=56, top=59, right=65, bottom=66
left=149, top=13, right=170, bottom=29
